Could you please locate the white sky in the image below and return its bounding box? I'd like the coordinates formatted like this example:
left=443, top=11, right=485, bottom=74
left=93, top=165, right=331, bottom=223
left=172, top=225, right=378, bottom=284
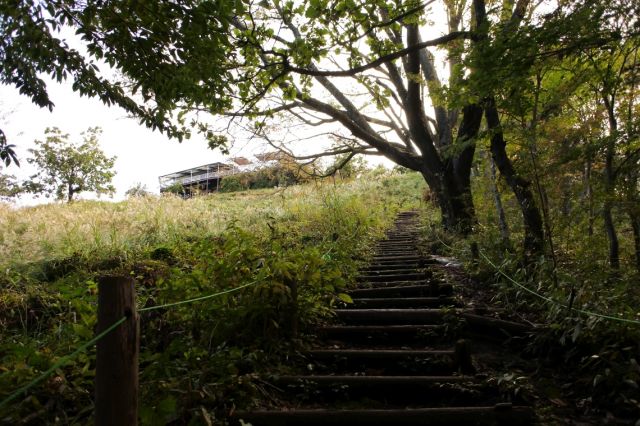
left=0, top=2, right=460, bottom=206
left=0, top=79, right=273, bottom=205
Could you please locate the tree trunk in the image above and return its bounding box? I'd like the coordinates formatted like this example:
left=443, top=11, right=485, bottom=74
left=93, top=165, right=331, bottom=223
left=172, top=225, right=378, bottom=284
left=451, top=103, right=483, bottom=231
left=630, top=211, right=640, bottom=273
left=603, top=101, right=620, bottom=269
left=559, top=138, right=573, bottom=218
left=603, top=199, right=619, bottom=269
left=583, top=158, right=594, bottom=236
left=624, top=172, right=640, bottom=273
left=67, top=183, right=74, bottom=203
left=484, top=98, right=544, bottom=261
left=487, top=153, right=510, bottom=246
left=421, top=170, right=475, bottom=235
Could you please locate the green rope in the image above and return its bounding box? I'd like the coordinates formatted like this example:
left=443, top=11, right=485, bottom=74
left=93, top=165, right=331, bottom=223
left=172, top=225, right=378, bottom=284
left=433, top=234, right=640, bottom=326
left=138, top=279, right=260, bottom=312
left=479, top=251, right=640, bottom=326
left=0, top=316, right=126, bottom=410
left=0, top=278, right=262, bottom=410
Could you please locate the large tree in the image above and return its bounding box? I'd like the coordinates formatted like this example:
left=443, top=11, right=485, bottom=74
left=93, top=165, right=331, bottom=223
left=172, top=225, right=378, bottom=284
left=2, top=0, right=632, bottom=255
left=25, top=127, right=116, bottom=202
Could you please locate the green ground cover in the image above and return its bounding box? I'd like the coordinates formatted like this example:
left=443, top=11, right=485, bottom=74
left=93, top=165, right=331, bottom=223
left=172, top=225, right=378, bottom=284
left=0, top=172, right=425, bottom=424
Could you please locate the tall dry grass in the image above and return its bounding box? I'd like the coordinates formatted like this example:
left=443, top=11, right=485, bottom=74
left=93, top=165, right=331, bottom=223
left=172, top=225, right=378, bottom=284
left=0, top=174, right=424, bottom=277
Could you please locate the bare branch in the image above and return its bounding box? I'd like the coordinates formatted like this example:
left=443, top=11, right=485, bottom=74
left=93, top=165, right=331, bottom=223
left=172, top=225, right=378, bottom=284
left=221, top=102, right=301, bottom=117
left=284, top=31, right=476, bottom=77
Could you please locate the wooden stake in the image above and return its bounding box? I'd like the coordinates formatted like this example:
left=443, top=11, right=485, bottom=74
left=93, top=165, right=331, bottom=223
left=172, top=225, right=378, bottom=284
left=95, top=275, right=139, bottom=426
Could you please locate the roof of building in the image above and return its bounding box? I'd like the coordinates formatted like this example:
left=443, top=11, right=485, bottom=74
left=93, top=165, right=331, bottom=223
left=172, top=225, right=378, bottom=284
left=159, top=162, right=233, bottom=180
left=231, top=157, right=252, bottom=165
left=255, top=151, right=286, bottom=162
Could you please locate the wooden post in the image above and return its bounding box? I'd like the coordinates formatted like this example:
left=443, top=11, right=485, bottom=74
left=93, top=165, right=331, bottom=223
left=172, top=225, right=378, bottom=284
left=95, top=276, right=139, bottom=426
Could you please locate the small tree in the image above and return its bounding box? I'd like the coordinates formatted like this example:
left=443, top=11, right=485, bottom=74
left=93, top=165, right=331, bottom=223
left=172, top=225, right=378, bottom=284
left=26, top=127, right=116, bottom=203
left=0, top=173, right=20, bottom=202
left=325, top=154, right=368, bottom=180
left=125, top=182, right=150, bottom=198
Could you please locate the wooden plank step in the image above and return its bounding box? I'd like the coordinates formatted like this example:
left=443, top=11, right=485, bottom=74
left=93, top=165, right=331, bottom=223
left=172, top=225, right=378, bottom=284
left=374, top=247, right=419, bottom=253
left=232, top=406, right=534, bottom=426
left=363, top=259, right=433, bottom=270
left=357, top=272, right=430, bottom=282
left=348, top=284, right=452, bottom=297
left=375, top=250, right=421, bottom=256
left=331, top=310, right=530, bottom=337
left=360, top=262, right=426, bottom=275
left=317, top=324, right=445, bottom=339
left=274, top=375, right=472, bottom=386
left=376, top=243, right=418, bottom=247
left=308, top=349, right=455, bottom=359
left=361, top=264, right=426, bottom=271
left=354, top=280, right=440, bottom=288
left=371, top=255, right=422, bottom=261
left=358, top=268, right=422, bottom=276
left=351, top=297, right=458, bottom=308
left=335, top=308, right=462, bottom=324
left=268, top=375, right=490, bottom=405
left=369, top=258, right=425, bottom=265
left=306, top=349, right=456, bottom=375
left=368, top=258, right=425, bottom=264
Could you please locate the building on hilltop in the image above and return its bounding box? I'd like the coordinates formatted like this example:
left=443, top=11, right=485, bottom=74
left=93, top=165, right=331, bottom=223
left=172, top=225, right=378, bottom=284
left=159, top=153, right=297, bottom=197
left=159, top=162, right=240, bottom=197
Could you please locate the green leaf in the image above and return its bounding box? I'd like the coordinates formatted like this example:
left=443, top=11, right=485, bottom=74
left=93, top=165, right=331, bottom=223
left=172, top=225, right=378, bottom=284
left=337, top=293, right=353, bottom=304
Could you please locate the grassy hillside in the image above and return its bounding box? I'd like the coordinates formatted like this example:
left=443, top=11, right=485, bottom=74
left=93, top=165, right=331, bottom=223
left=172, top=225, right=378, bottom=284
left=0, top=172, right=425, bottom=424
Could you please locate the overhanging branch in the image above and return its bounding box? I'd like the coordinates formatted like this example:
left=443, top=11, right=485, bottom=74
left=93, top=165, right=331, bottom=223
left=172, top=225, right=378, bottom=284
left=284, top=31, right=476, bottom=77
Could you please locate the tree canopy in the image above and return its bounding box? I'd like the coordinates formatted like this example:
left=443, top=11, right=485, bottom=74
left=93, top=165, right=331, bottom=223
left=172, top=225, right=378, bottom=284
left=2, top=0, right=639, bottom=259
left=0, top=0, right=242, bottom=142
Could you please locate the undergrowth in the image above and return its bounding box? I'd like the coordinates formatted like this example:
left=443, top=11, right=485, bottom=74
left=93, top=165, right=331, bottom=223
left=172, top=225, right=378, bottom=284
left=421, top=193, right=640, bottom=419
left=0, top=172, right=425, bottom=424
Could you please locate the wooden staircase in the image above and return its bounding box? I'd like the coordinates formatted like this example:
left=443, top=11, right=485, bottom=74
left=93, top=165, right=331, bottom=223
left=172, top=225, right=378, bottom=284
left=233, top=211, right=535, bottom=425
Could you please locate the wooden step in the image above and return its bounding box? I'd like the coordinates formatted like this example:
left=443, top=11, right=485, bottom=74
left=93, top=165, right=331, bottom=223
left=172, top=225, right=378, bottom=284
left=362, top=263, right=427, bottom=271
left=374, top=251, right=421, bottom=257
left=364, top=262, right=429, bottom=270
left=375, top=244, right=418, bottom=250
left=354, top=280, right=441, bottom=288
left=308, top=348, right=454, bottom=360
left=317, top=324, right=445, bottom=340
left=275, top=374, right=471, bottom=386
left=348, top=283, right=452, bottom=298
left=376, top=240, right=416, bottom=244
left=357, top=272, right=430, bottom=282
left=268, top=375, right=493, bottom=405
left=351, top=297, right=458, bottom=308
left=333, top=309, right=531, bottom=334
left=306, top=349, right=456, bottom=375
left=367, top=257, right=430, bottom=264
left=358, top=268, right=424, bottom=276
left=374, top=249, right=419, bottom=254
left=371, top=255, right=422, bottom=261
left=232, top=405, right=534, bottom=426
left=335, top=308, right=462, bottom=325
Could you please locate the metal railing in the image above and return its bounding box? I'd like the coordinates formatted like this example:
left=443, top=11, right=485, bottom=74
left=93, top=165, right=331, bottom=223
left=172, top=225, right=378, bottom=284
left=159, top=168, right=239, bottom=189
